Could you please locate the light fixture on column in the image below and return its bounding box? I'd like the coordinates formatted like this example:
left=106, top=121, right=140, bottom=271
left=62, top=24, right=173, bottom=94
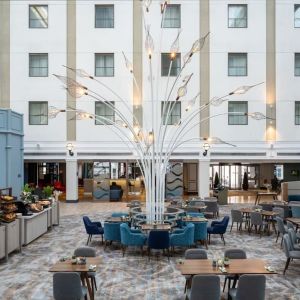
left=202, top=143, right=210, bottom=156
left=66, top=143, right=74, bottom=156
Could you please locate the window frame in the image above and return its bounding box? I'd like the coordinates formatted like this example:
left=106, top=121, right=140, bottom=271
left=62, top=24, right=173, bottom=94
left=161, top=101, right=181, bottom=125
left=95, top=101, right=115, bottom=125
left=29, top=101, right=48, bottom=125
left=95, top=53, right=115, bottom=77
left=295, top=4, right=300, bottom=28
left=295, top=53, right=300, bottom=76
left=161, top=53, right=181, bottom=77
left=228, top=101, right=248, bottom=125
left=162, top=4, right=181, bottom=28
left=295, top=101, right=300, bottom=125
left=29, top=53, right=49, bottom=77
left=228, top=4, right=248, bottom=28
left=228, top=53, right=248, bottom=77
left=95, top=4, right=114, bottom=28
left=29, top=5, right=48, bottom=29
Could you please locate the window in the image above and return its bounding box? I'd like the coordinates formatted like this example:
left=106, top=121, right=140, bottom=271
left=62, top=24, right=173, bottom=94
left=296, top=102, right=300, bottom=125
left=161, top=101, right=181, bottom=125
left=228, top=4, right=247, bottom=28
left=295, top=53, right=300, bottom=76
left=95, top=54, right=114, bottom=77
left=295, top=4, right=300, bottom=27
left=29, top=5, right=48, bottom=28
left=228, top=53, right=247, bottom=76
left=95, top=5, right=114, bottom=28
left=95, top=101, right=115, bottom=125
left=29, top=102, right=48, bottom=125
left=161, top=53, right=181, bottom=76
left=29, top=54, right=48, bottom=77
left=228, top=101, right=248, bottom=125
left=162, top=5, right=180, bottom=28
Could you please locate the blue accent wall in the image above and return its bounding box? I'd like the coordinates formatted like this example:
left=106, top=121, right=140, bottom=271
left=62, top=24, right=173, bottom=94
left=0, top=109, right=24, bottom=197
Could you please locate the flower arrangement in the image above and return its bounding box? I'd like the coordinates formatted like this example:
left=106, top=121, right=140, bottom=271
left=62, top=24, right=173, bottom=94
left=20, top=184, right=35, bottom=204
left=43, top=186, right=54, bottom=198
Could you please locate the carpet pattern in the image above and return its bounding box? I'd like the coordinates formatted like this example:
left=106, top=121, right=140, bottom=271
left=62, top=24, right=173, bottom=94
left=0, top=203, right=300, bottom=300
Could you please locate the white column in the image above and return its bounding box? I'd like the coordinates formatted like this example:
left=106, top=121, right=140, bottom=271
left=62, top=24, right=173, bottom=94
left=198, top=159, right=210, bottom=198
left=66, top=159, right=78, bottom=203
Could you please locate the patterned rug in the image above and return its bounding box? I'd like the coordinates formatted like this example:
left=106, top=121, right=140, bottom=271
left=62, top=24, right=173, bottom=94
left=0, top=203, right=300, bottom=300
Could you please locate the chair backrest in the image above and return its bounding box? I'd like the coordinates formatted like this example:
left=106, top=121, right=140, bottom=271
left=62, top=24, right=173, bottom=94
left=190, top=200, right=205, bottom=207
left=148, top=230, right=170, bottom=249
left=250, top=212, right=262, bottom=225
left=288, top=228, right=298, bottom=245
left=83, top=216, right=92, bottom=233
left=53, top=272, right=83, bottom=300
left=190, top=275, right=220, bottom=300
left=224, top=249, right=247, bottom=259
left=286, top=221, right=295, bottom=230
left=193, top=221, right=208, bottom=242
left=275, top=216, right=287, bottom=235
left=205, top=201, right=219, bottom=213
left=185, top=249, right=208, bottom=259
left=273, top=207, right=284, bottom=218
left=120, top=223, right=131, bottom=243
left=74, top=246, right=96, bottom=257
left=260, top=204, right=273, bottom=211
left=291, top=205, right=300, bottom=218
left=221, top=216, right=230, bottom=227
left=104, top=222, right=121, bottom=242
left=235, top=275, right=266, bottom=300
left=231, top=210, right=243, bottom=222
left=283, top=234, right=292, bottom=258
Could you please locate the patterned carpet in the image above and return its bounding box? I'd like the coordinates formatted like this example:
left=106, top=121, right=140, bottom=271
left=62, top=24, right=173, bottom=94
left=0, top=203, right=300, bottom=300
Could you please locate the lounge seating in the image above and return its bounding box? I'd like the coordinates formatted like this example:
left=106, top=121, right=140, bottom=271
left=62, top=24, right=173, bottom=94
left=228, top=274, right=266, bottom=300
left=109, top=189, right=123, bottom=202
left=147, top=230, right=170, bottom=260
left=282, top=234, right=300, bottom=274
left=207, top=216, right=229, bottom=245
left=104, top=222, right=121, bottom=247
left=120, top=223, right=147, bottom=256
left=187, top=275, right=220, bottom=300
left=223, top=249, right=247, bottom=292
left=53, top=272, right=87, bottom=300
left=74, top=247, right=97, bottom=293
left=82, top=216, right=104, bottom=245
left=193, top=221, right=208, bottom=248
left=170, top=223, right=194, bottom=250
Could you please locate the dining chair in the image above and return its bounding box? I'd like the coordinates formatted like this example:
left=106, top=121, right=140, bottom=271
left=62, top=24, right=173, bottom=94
left=286, top=221, right=300, bottom=240
left=207, top=216, right=230, bottom=245
left=170, top=223, right=194, bottom=251
left=275, top=216, right=287, bottom=246
left=53, top=272, right=87, bottom=300
left=82, top=216, right=104, bottom=245
left=103, top=222, right=121, bottom=248
left=273, top=207, right=284, bottom=219
left=204, top=200, right=219, bottom=218
left=184, top=249, right=208, bottom=293
left=230, top=210, right=245, bottom=232
left=249, top=212, right=265, bottom=237
left=228, top=274, right=266, bottom=300
left=287, top=228, right=300, bottom=250
left=291, top=205, right=300, bottom=218
left=74, top=247, right=97, bottom=293
left=147, top=230, right=170, bottom=260
left=188, top=275, right=220, bottom=300
left=282, top=234, right=300, bottom=274
left=223, top=249, right=247, bottom=292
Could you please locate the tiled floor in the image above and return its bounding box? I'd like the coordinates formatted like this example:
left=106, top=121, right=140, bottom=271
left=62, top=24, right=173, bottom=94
left=1, top=199, right=299, bottom=300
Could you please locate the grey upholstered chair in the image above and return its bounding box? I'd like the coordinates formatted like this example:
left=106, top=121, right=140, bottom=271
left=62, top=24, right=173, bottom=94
left=223, top=249, right=247, bottom=292
left=282, top=234, right=300, bottom=274
left=184, top=249, right=208, bottom=292
left=74, top=247, right=97, bottom=293
left=273, top=207, right=284, bottom=219
left=204, top=200, right=219, bottom=218
left=188, top=275, right=220, bottom=300
left=287, top=228, right=300, bottom=250
left=275, top=216, right=287, bottom=246
left=53, top=272, right=87, bottom=300
left=228, top=274, right=266, bottom=300
left=230, top=210, right=245, bottom=231
left=249, top=212, right=265, bottom=237
left=286, top=222, right=300, bottom=239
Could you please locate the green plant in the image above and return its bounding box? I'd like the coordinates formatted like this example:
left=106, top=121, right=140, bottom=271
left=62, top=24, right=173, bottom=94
left=213, top=172, right=220, bottom=188
left=242, top=172, right=249, bottom=191
left=43, top=186, right=54, bottom=198
left=23, top=184, right=33, bottom=193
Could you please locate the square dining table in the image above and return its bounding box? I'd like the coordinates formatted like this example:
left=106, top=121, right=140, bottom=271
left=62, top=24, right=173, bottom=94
left=49, top=257, right=101, bottom=300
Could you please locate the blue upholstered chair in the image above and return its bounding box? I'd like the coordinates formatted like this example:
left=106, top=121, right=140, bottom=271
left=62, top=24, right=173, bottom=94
left=110, top=189, right=123, bottom=201
left=104, top=222, right=121, bottom=248
left=170, top=223, right=194, bottom=250
left=111, top=212, right=129, bottom=218
left=193, top=221, right=208, bottom=248
left=83, top=216, right=104, bottom=245
left=186, top=212, right=205, bottom=218
left=120, top=223, right=147, bottom=256
left=147, top=230, right=170, bottom=260
left=207, top=216, right=230, bottom=245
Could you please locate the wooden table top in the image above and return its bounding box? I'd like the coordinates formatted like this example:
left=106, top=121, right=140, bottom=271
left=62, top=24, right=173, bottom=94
left=182, top=217, right=208, bottom=222
left=105, top=217, right=130, bottom=223
left=239, top=208, right=279, bottom=217
left=286, top=217, right=300, bottom=226
left=141, top=224, right=171, bottom=231
left=257, top=192, right=278, bottom=196
left=177, top=259, right=277, bottom=276
left=49, top=257, right=101, bottom=272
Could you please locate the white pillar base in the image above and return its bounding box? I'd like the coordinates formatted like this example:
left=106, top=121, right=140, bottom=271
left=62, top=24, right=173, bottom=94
left=198, top=159, right=210, bottom=198
left=66, top=159, right=78, bottom=203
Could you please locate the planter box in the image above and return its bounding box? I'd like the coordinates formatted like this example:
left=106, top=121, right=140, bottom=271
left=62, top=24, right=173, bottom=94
left=0, top=225, right=5, bottom=259
left=51, top=202, right=59, bottom=226
left=7, top=219, right=20, bottom=254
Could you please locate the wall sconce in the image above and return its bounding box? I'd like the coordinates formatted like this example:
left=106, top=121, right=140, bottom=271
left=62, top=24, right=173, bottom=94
left=203, top=143, right=210, bottom=156
left=66, top=143, right=74, bottom=156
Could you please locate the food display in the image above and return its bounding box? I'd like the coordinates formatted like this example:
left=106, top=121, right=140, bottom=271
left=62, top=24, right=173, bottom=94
left=38, top=200, right=51, bottom=208
left=0, top=189, right=17, bottom=223
left=29, top=203, right=43, bottom=213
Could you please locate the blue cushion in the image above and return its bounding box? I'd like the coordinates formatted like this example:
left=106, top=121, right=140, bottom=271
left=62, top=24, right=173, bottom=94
left=148, top=230, right=170, bottom=249
left=288, top=195, right=300, bottom=202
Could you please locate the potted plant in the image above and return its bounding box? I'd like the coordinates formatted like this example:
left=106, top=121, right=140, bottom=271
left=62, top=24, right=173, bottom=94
left=43, top=186, right=54, bottom=199
left=214, top=172, right=220, bottom=189
left=242, top=172, right=249, bottom=191
left=20, top=184, right=35, bottom=204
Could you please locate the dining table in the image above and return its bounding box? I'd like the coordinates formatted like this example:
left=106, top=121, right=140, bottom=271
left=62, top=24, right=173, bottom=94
left=49, top=257, right=101, bottom=300
left=177, top=258, right=277, bottom=276
left=182, top=217, right=208, bottom=223
left=286, top=217, right=300, bottom=230
left=141, top=223, right=171, bottom=231
left=255, top=192, right=278, bottom=205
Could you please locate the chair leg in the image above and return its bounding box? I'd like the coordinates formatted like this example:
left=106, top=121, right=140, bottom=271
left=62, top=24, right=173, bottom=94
left=223, top=277, right=227, bottom=292
left=86, top=235, right=90, bottom=245
left=122, top=245, right=126, bottom=257
left=148, top=247, right=151, bottom=261
left=93, top=277, right=97, bottom=291
left=280, top=236, right=283, bottom=247
left=230, top=222, right=233, bottom=232
left=283, top=258, right=291, bottom=275
left=101, top=235, right=104, bottom=245
left=205, top=240, right=208, bottom=249
left=220, top=234, right=225, bottom=245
